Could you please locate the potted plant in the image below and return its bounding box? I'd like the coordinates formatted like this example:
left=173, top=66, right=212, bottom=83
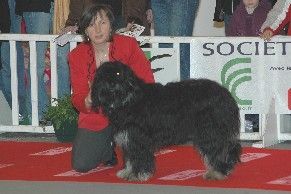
left=43, top=95, right=78, bottom=142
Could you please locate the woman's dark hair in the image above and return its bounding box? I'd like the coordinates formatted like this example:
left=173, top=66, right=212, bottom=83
left=78, top=4, right=115, bottom=42
left=80, top=4, right=119, bottom=81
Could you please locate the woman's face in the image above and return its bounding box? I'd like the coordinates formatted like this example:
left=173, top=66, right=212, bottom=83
left=243, top=0, right=260, bottom=8
left=86, top=10, right=112, bottom=45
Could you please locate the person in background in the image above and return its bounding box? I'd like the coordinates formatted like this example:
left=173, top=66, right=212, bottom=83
left=122, top=0, right=152, bottom=35
left=214, top=0, right=240, bottom=31
left=0, top=0, right=10, bottom=91
left=0, top=0, right=10, bottom=34
left=226, top=0, right=272, bottom=36
left=214, top=0, right=277, bottom=34
left=1, top=0, right=28, bottom=124
left=151, top=0, right=200, bottom=80
left=52, top=0, right=72, bottom=99
left=12, top=0, right=54, bottom=123
left=53, top=0, right=71, bottom=35
left=260, top=0, right=291, bottom=40
left=68, top=4, right=154, bottom=172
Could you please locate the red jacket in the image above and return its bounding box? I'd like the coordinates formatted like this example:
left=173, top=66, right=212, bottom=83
left=68, top=34, right=154, bottom=131
left=261, top=1, right=291, bottom=35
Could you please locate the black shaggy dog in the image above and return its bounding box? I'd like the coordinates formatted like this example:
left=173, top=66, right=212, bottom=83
left=91, top=61, right=241, bottom=182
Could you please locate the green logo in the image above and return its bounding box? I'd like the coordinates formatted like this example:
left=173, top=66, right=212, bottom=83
left=221, top=58, right=252, bottom=105
left=144, top=51, right=151, bottom=60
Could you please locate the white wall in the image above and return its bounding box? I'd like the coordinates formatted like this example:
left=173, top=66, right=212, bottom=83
left=193, top=0, right=226, bottom=37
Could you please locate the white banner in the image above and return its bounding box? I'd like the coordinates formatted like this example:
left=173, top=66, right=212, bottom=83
left=144, top=48, right=179, bottom=85
left=190, top=36, right=291, bottom=114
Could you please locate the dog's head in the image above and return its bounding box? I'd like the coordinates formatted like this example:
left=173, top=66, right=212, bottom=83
left=91, top=61, right=144, bottom=115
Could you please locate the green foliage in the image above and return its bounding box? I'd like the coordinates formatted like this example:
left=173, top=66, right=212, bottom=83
left=43, top=95, right=78, bottom=130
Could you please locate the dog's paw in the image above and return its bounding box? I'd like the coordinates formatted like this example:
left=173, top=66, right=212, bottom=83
left=126, top=172, right=153, bottom=182
left=117, top=169, right=152, bottom=182
left=137, top=172, right=153, bottom=181
left=116, top=168, right=131, bottom=179
left=203, top=170, right=226, bottom=180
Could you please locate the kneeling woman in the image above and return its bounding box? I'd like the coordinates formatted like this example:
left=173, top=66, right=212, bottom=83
left=68, top=4, right=154, bottom=172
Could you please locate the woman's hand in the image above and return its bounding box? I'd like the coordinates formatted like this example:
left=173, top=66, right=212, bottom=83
left=85, top=81, right=92, bottom=110
left=260, top=29, right=274, bottom=41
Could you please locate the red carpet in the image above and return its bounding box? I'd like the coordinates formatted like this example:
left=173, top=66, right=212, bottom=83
left=1, top=141, right=291, bottom=191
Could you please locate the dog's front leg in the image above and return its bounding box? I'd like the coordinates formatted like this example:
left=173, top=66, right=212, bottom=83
left=116, top=159, right=133, bottom=179
left=114, top=130, right=136, bottom=180
left=121, top=145, right=155, bottom=181
left=115, top=129, right=155, bottom=181
left=117, top=150, right=154, bottom=182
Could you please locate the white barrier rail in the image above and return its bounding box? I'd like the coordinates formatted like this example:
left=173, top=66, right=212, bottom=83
left=0, top=34, right=290, bottom=147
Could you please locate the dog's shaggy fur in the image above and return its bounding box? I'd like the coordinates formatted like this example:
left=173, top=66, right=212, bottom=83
left=91, top=61, right=241, bottom=181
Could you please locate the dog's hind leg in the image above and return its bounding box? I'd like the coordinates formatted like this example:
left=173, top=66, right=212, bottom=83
left=202, top=157, right=227, bottom=180
left=198, top=140, right=241, bottom=180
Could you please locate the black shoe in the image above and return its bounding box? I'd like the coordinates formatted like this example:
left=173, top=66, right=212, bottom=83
left=104, top=151, right=118, bottom=166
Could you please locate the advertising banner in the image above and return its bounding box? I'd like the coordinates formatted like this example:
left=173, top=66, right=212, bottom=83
left=190, top=37, right=291, bottom=114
